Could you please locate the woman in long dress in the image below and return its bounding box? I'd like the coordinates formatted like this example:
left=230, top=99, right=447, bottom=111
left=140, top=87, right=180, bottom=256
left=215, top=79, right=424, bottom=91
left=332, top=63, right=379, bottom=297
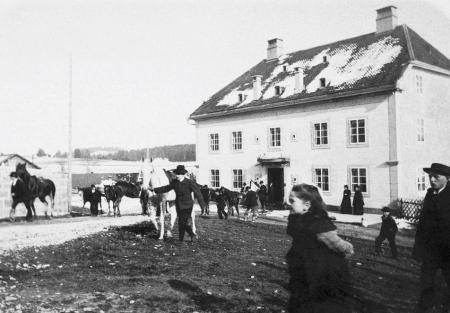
left=352, top=185, right=364, bottom=215
left=340, top=185, right=352, bottom=214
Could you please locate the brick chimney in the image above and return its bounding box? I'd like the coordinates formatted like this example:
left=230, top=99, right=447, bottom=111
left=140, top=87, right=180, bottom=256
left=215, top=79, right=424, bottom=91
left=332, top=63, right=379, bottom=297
left=252, top=75, right=262, bottom=100
left=376, top=6, right=398, bottom=33
left=267, top=38, right=283, bottom=60
left=294, top=68, right=305, bottom=93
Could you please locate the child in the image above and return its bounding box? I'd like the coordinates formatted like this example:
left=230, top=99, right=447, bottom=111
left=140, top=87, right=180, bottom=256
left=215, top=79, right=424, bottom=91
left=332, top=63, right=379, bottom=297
left=215, top=189, right=228, bottom=220
left=375, top=206, right=398, bottom=258
left=286, top=183, right=354, bottom=313
left=244, top=185, right=259, bottom=222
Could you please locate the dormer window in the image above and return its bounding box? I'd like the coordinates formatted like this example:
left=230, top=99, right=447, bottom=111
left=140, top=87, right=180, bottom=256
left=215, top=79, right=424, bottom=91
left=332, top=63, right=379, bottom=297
left=320, top=78, right=326, bottom=88
left=323, top=56, right=328, bottom=63
left=238, top=93, right=245, bottom=102
left=283, top=65, right=288, bottom=72
left=275, top=86, right=285, bottom=96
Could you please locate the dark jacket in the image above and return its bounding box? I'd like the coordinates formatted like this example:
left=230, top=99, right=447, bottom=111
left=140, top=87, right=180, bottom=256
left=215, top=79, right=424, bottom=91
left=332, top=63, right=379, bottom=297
left=286, top=213, right=351, bottom=312
left=11, top=178, right=28, bottom=202
left=380, top=215, right=398, bottom=235
left=245, top=190, right=259, bottom=207
left=258, top=185, right=268, bottom=202
left=154, top=178, right=205, bottom=211
left=413, top=184, right=450, bottom=261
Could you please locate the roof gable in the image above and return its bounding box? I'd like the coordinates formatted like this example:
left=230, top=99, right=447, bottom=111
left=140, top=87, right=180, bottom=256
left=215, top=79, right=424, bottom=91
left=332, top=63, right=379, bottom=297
left=191, top=25, right=449, bottom=119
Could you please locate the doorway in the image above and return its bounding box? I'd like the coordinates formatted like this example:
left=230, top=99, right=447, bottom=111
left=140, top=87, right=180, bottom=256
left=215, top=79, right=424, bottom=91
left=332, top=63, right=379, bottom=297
left=268, top=168, right=284, bottom=204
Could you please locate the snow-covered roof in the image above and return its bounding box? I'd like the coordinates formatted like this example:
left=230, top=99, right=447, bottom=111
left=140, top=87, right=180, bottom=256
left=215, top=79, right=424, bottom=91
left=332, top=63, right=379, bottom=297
left=190, top=25, right=450, bottom=120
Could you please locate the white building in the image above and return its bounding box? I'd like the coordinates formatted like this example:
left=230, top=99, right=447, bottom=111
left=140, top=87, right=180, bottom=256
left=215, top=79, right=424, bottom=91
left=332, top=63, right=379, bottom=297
left=189, top=6, right=450, bottom=210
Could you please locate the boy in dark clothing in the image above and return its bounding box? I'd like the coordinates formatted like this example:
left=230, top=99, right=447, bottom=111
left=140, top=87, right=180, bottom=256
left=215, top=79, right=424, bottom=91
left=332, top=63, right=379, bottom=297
left=375, top=206, right=398, bottom=258
left=244, top=186, right=259, bottom=222
left=215, top=190, right=228, bottom=219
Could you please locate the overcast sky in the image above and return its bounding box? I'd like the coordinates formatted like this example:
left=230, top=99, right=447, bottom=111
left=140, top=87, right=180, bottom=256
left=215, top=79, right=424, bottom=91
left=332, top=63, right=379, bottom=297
left=0, top=0, right=449, bottom=156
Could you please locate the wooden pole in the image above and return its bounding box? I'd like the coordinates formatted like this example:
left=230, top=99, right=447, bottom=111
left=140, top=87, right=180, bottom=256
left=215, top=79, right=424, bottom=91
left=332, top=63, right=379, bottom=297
left=67, top=54, right=73, bottom=212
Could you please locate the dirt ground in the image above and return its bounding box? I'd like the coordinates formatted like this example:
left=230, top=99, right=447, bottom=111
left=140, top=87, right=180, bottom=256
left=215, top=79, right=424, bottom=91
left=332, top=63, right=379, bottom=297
left=0, top=210, right=447, bottom=313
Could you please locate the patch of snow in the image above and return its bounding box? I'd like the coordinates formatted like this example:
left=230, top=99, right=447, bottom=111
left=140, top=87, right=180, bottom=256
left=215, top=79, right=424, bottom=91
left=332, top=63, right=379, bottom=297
left=215, top=36, right=402, bottom=106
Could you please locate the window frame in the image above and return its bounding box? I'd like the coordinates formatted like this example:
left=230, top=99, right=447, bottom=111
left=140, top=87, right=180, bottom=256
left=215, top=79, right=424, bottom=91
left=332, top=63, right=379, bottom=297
left=417, top=118, right=425, bottom=142
left=347, top=117, right=368, bottom=147
left=268, top=126, right=282, bottom=150
left=210, top=169, right=220, bottom=188
left=232, top=169, right=244, bottom=190
left=311, top=121, right=330, bottom=149
left=416, top=74, right=423, bottom=94
left=348, top=166, right=369, bottom=196
left=417, top=167, right=427, bottom=194
left=208, top=133, right=220, bottom=153
left=312, top=167, right=330, bottom=192
left=231, top=130, right=243, bottom=152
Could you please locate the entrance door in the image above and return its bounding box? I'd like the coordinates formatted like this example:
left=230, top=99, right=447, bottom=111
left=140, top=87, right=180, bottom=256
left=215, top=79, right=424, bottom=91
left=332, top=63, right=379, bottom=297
left=268, top=168, right=284, bottom=204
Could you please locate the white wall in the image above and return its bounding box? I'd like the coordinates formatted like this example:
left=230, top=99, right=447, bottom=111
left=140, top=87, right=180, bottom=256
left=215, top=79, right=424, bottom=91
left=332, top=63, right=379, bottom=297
left=396, top=65, right=450, bottom=199
left=195, top=94, right=393, bottom=209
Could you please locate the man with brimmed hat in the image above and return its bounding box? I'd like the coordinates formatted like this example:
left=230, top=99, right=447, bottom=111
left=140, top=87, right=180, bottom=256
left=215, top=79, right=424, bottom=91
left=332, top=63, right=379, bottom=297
left=413, top=163, right=450, bottom=313
left=151, top=165, right=206, bottom=243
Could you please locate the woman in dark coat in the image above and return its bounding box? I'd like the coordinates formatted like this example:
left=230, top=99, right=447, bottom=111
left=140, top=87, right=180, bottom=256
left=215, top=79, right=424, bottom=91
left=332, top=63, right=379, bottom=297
left=286, top=184, right=354, bottom=313
left=352, top=185, right=364, bottom=215
left=340, top=185, right=352, bottom=214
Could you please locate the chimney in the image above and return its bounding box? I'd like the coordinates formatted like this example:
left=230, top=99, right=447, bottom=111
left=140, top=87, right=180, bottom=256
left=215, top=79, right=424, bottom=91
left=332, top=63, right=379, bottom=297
left=294, top=67, right=305, bottom=93
left=252, top=75, right=262, bottom=100
left=376, top=6, right=398, bottom=33
left=267, top=38, right=283, bottom=60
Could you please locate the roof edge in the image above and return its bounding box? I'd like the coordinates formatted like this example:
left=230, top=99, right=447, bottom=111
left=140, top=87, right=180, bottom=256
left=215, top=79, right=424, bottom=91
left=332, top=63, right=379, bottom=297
left=409, top=60, right=450, bottom=76
left=190, top=84, right=397, bottom=121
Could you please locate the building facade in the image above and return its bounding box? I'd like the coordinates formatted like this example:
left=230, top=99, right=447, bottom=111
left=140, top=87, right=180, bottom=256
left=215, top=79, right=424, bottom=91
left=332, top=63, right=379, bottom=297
left=190, top=6, right=450, bottom=209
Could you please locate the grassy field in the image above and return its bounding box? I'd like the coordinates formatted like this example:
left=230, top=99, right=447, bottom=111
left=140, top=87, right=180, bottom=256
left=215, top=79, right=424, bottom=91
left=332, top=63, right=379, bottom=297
left=0, top=215, right=444, bottom=313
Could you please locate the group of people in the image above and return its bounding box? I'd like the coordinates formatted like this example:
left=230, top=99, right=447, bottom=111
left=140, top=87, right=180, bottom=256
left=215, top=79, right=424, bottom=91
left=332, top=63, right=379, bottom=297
left=339, top=184, right=365, bottom=215
left=285, top=162, right=450, bottom=313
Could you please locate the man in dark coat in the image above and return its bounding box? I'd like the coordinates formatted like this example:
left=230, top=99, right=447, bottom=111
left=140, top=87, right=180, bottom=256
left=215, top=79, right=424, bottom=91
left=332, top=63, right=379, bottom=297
left=151, top=165, right=206, bottom=242
left=9, top=172, right=31, bottom=222
left=258, top=181, right=268, bottom=213
left=413, top=163, right=450, bottom=313
left=88, top=185, right=102, bottom=216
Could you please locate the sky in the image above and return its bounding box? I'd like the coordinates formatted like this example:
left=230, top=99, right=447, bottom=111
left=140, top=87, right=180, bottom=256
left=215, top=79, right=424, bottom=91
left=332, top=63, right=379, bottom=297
left=0, top=0, right=449, bottom=156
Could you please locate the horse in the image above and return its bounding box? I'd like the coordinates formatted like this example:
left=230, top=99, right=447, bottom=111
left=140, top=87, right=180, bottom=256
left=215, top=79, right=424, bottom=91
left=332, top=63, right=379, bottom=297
left=110, top=180, right=143, bottom=217
left=103, top=185, right=117, bottom=216
left=15, top=163, right=56, bottom=220
left=147, top=166, right=196, bottom=240
left=219, top=186, right=241, bottom=217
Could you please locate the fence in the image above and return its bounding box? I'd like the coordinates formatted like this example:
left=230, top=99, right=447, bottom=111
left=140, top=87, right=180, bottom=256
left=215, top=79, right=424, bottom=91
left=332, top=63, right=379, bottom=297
left=0, top=166, right=70, bottom=220
left=396, top=198, right=423, bottom=224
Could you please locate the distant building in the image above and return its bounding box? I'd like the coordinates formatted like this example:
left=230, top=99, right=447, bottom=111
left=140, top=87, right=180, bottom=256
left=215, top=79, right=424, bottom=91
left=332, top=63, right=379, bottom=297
left=0, top=154, right=40, bottom=169
left=189, top=6, right=450, bottom=209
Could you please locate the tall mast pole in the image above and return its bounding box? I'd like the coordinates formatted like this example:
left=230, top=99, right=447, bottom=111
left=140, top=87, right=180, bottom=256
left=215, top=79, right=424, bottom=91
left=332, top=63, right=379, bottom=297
left=67, top=54, right=73, bottom=212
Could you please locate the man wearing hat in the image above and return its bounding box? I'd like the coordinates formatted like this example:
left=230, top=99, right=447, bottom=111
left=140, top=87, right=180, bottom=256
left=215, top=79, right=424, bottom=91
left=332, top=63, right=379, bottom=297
left=151, top=165, right=206, bottom=242
left=413, top=163, right=450, bottom=313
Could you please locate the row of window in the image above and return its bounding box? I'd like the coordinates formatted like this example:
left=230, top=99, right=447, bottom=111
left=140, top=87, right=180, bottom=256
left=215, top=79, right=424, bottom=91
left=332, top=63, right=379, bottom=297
left=210, top=167, right=429, bottom=194
left=209, top=167, right=368, bottom=193
left=209, top=118, right=425, bottom=152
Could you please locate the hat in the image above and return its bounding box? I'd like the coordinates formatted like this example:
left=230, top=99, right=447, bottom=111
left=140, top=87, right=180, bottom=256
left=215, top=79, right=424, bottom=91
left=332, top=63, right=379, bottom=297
left=9, top=172, right=17, bottom=178
left=173, top=165, right=188, bottom=175
left=381, top=207, right=391, bottom=213
left=423, top=163, right=450, bottom=176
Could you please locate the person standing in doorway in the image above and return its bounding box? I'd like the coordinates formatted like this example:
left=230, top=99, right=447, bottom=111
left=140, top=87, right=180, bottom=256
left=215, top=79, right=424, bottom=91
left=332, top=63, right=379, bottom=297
left=340, top=185, right=352, bottom=214
left=413, top=163, right=450, bottom=313
left=352, top=185, right=364, bottom=215
left=258, top=180, right=268, bottom=213
left=151, top=165, right=206, bottom=242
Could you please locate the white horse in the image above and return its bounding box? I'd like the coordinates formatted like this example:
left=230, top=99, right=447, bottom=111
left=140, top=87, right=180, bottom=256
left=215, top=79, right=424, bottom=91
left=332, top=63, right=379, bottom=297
left=147, top=166, right=196, bottom=240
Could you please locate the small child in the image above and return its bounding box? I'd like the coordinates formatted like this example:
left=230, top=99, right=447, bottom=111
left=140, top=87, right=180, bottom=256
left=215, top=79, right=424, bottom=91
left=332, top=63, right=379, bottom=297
left=215, top=190, right=228, bottom=220
left=286, top=183, right=354, bottom=313
left=244, top=185, right=259, bottom=222
left=375, top=206, right=398, bottom=258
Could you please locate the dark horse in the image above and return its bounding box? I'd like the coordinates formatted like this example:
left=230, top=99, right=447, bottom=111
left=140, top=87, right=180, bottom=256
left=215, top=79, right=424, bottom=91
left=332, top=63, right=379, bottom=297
left=15, top=163, right=56, bottom=220
left=110, top=180, right=143, bottom=217
left=219, top=186, right=241, bottom=217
